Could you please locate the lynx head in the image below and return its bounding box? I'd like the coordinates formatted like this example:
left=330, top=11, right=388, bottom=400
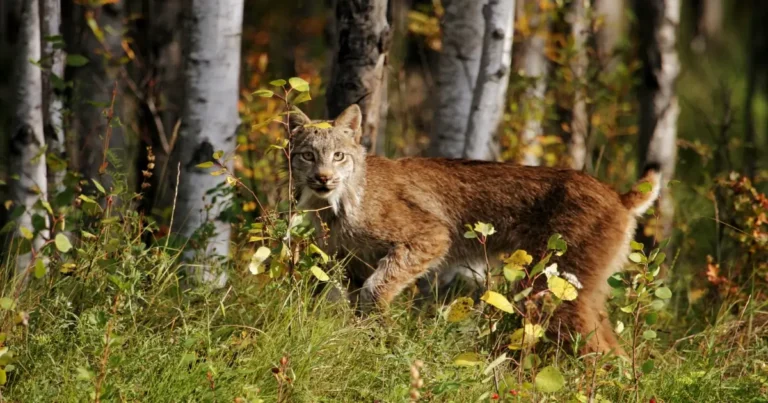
left=289, top=104, right=366, bottom=213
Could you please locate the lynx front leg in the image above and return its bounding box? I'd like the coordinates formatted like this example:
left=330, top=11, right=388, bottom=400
left=359, top=231, right=450, bottom=312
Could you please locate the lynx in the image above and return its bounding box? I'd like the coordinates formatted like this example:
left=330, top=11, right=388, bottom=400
left=289, top=104, right=660, bottom=354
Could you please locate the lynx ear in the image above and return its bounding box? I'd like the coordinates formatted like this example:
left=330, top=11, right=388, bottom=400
left=288, top=106, right=311, bottom=129
left=333, top=104, right=362, bottom=134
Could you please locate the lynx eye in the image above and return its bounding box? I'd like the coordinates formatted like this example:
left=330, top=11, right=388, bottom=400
left=333, top=152, right=345, bottom=162
left=301, top=152, right=315, bottom=161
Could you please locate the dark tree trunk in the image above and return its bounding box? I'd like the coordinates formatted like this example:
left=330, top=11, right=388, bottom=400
left=327, top=0, right=391, bottom=153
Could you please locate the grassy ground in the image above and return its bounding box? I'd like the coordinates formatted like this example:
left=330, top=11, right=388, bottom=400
left=1, top=236, right=767, bottom=403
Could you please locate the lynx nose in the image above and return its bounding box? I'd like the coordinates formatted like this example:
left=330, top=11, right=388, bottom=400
left=315, top=173, right=332, bottom=184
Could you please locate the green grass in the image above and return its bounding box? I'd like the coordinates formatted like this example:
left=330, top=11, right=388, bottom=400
left=2, top=245, right=767, bottom=402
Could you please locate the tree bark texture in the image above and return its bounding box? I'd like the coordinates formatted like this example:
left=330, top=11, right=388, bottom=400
left=67, top=0, right=127, bottom=188
left=40, top=0, right=66, bottom=195
left=327, top=0, right=391, bottom=153
left=635, top=0, right=681, bottom=241
left=174, top=0, right=244, bottom=286
left=567, top=0, right=589, bottom=170
left=593, top=0, right=625, bottom=67
left=516, top=0, right=549, bottom=166
left=9, top=0, right=49, bottom=273
left=462, top=0, right=515, bottom=160
left=428, top=0, right=485, bottom=158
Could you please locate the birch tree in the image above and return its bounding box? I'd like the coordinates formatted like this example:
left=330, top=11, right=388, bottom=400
left=173, top=0, right=244, bottom=287
left=463, top=0, right=516, bottom=160
left=41, top=0, right=66, bottom=195
left=635, top=0, right=681, bottom=240
left=567, top=0, right=589, bottom=170
left=516, top=0, right=550, bottom=166
left=327, top=0, right=391, bottom=153
left=594, top=0, right=625, bottom=68
left=8, top=0, right=49, bottom=273
left=428, top=0, right=485, bottom=158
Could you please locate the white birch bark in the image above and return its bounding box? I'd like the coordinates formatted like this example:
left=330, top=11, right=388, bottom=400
left=463, top=0, right=515, bottom=160
left=428, top=0, right=485, bottom=158
left=516, top=0, right=549, bottom=166
left=40, top=0, right=66, bottom=195
left=9, top=0, right=49, bottom=274
left=568, top=0, right=589, bottom=170
left=327, top=0, right=391, bottom=154
left=174, top=0, right=244, bottom=287
left=636, top=0, right=681, bottom=240
left=594, top=0, right=624, bottom=67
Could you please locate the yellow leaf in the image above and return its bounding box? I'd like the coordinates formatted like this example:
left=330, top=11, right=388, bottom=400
left=249, top=246, right=271, bottom=275
left=547, top=276, right=578, bottom=301
left=508, top=323, right=545, bottom=350
left=310, top=266, right=329, bottom=282
left=505, top=249, right=533, bottom=267
left=447, top=297, right=474, bottom=322
left=19, top=227, right=33, bottom=240
left=303, top=122, right=333, bottom=129
left=308, top=244, right=329, bottom=263
left=453, top=352, right=484, bottom=366
left=481, top=291, right=515, bottom=314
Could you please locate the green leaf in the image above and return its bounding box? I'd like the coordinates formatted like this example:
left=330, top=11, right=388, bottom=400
left=0, top=298, right=15, bottom=310
left=453, top=352, right=484, bottom=367
left=637, top=182, right=653, bottom=193
left=55, top=233, right=73, bottom=253
left=33, top=259, right=46, bottom=279
left=41, top=200, right=54, bottom=216
left=213, top=150, right=224, bottom=160
left=269, top=79, right=287, bottom=87
left=66, top=54, right=89, bottom=66
left=547, top=234, right=567, bottom=255
left=310, top=266, right=329, bottom=282
left=195, top=161, right=214, bottom=169
left=0, top=369, right=5, bottom=385
left=650, top=299, right=666, bottom=311
left=78, top=194, right=98, bottom=204
left=513, top=287, right=533, bottom=302
left=503, top=267, right=526, bottom=283
left=480, top=291, right=515, bottom=314
left=645, top=312, right=658, bottom=325
left=630, top=240, right=644, bottom=250
left=655, top=286, right=672, bottom=299
left=535, top=366, right=565, bottom=393
left=642, top=330, right=657, bottom=340
left=92, top=179, right=106, bottom=194
left=641, top=359, right=655, bottom=373
left=19, top=227, right=33, bottom=240
left=607, top=273, right=624, bottom=288
left=288, top=77, right=310, bottom=92
left=76, top=367, right=94, bottom=381
left=253, top=89, right=274, bottom=98
left=628, top=252, right=646, bottom=264
left=293, top=91, right=312, bottom=105
left=654, top=252, right=667, bottom=264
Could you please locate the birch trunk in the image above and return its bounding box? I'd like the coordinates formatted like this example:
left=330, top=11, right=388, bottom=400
left=327, top=0, right=391, bottom=153
left=68, top=1, right=126, bottom=189
left=462, top=0, right=515, bottom=160
left=9, top=0, right=49, bottom=274
left=428, top=0, right=485, bottom=158
left=691, top=0, right=722, bottom=53
left=173, top=0, right=244, bottom=287
left=635, top=0, right=681, bottom=241
left=568, top=0, right=589, bottom=170
left=594, top=0, right=624, bottom=67
left=40, top=0, right=66, bottom=195
left=516, top=0, right=549, bottom=166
